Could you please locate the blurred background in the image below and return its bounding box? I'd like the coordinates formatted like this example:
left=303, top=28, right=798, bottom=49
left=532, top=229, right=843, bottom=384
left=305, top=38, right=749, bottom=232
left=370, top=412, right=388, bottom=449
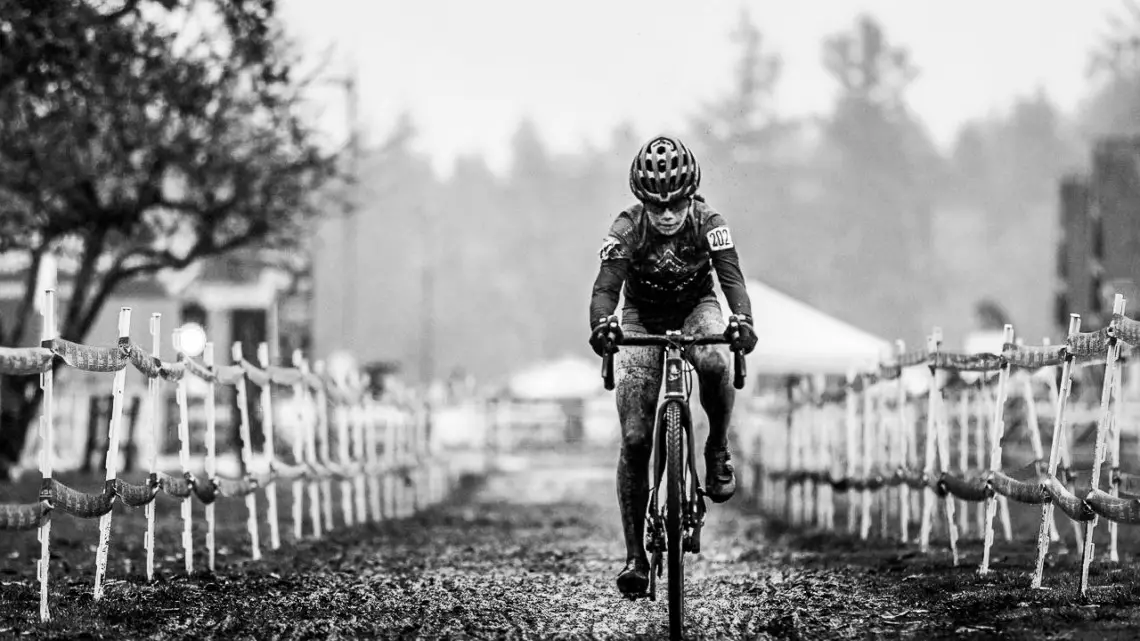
left=2, top=0, right=1140, bottom=475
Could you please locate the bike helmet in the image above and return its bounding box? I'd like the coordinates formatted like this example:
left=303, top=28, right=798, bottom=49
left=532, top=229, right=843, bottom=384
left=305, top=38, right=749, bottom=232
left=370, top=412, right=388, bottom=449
left=629, top=135, right=701, bottom=205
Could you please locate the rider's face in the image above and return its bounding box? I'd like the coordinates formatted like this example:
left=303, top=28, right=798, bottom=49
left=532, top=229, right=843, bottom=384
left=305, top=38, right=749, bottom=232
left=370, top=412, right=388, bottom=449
left=644, top=197, right=691, bottom=236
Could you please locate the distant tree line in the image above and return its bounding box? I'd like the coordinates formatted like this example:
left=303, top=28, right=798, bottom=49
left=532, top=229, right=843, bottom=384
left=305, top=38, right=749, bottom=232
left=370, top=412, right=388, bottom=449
left=339, top=8, right=1140, bottom=383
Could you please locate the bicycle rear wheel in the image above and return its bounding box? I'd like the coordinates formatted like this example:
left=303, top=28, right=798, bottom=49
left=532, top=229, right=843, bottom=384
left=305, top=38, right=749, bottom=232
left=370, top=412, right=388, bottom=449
left=664, top=401, right=685, bottom=640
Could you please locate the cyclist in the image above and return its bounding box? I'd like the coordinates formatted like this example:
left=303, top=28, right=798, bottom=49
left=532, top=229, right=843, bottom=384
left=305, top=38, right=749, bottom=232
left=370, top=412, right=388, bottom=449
left=588, top=135, right=758, bottom=597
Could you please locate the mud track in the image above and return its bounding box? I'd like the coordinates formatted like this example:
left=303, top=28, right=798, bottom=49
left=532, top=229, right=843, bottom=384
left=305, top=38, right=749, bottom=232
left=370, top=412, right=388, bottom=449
left=4, top=448, right=1140, bottom=639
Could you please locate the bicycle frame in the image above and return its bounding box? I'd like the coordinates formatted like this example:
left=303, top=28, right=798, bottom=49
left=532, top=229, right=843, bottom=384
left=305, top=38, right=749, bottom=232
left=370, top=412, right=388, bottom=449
left=645, top=338, right=708, bottom=580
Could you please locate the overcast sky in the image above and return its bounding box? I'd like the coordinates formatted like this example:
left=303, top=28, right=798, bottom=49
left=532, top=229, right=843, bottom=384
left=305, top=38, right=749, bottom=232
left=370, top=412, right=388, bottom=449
left=280, top=0, right=1116, bottom=175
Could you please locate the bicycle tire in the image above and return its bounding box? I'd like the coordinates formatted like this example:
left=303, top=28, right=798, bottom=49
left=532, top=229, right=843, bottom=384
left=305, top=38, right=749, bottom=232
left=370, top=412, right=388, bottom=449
left=664, top=401, right=685, bottom=640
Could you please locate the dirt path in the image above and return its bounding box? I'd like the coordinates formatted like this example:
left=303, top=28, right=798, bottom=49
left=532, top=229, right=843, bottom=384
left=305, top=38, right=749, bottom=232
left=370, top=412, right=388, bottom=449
left=6, top=448, right=1140, bottom=639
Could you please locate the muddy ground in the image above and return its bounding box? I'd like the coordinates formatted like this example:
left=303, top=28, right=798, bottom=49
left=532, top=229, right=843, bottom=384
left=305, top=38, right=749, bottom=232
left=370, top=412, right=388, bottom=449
left=2, top=447, right=1140, bottom=640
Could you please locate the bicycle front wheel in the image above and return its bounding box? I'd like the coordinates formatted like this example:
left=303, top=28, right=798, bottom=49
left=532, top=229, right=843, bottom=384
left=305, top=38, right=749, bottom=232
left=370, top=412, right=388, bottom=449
left=664, top=400, right=686, bottom=640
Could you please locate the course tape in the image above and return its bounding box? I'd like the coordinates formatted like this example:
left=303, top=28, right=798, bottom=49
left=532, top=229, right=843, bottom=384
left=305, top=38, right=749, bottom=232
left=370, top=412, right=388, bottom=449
left=0, top=462, right=420, bottom=530
left=766, top=459, right=1140, bottom=524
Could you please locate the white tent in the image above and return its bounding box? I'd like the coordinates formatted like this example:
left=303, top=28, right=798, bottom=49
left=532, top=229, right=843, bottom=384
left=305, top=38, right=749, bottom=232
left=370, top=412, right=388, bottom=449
left=715, top=279, right=891, bottom=375
left=507, top=355, right=602, bottom=400
left=506, top=280, right=892, bottom=397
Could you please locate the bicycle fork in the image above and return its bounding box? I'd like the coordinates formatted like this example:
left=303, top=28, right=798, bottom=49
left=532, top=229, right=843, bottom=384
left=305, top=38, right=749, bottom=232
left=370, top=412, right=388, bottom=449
left=646, top=353, right=708, bottom=559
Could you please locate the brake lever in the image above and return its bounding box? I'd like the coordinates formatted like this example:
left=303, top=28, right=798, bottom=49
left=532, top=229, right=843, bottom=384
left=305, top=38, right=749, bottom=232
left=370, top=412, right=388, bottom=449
left=733, top=348, right=746, bottom=390
left=728, top=317, right=747, bottom=390
left=602, top=350, right=615, bottom=390
left=601, top=316, right=621, bottom=390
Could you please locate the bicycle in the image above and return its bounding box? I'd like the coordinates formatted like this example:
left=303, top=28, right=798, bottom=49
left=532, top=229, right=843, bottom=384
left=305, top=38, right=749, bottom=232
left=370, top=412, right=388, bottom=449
left=598, top=315, right=746, bottom=641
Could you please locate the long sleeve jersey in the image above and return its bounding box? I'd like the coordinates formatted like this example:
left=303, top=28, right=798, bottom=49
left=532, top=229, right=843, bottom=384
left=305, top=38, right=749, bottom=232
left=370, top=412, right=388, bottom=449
left=588, top=198, right=753, bottom=328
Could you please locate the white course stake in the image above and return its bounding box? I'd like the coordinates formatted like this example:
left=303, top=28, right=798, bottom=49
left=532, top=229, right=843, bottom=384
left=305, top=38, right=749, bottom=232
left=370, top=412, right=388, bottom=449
left=94, top=307, right=132, bottom=600
left=257, top=343, right=281, bottom=550
left=409, top=410, right=421, bottom=516
left=232, top=342, right=261, bottom=561
left=296, top=354, right=322, bottom=539
left=397, top=411, right=410, bottom=518
left=336, top=401, right=355, bottom=528
left=288, top=354, right=307, bottom=541
left=845, top=369, right=858, bottom=534
left=813, top=374, right=831, bottom=530
left=919, top=334, right=939, bottom=554
left=1053, top=341, right=1084, bottom=555
left=352, top=393, right=368, bottom=523
left=860, top=376, right=873, bottom=541
left=314, top=362, right=335, bottom=531
left=878, top=374, right=890, bottom=539
left=979, top=325, right=1014, bottom=575
left=204, top=343, right=217, bottom=572
left=367, top=400, right=383, bottom=522
left=958, top=388, right=970, bottom=539
left=1016, top=344, right=1060, bottom=544
left=787, top=397, right=800, bottom=525
left=995, top=383, right=1013, bottom=543
left=1109, top=364, right=1123, bottom=563
left=37, top=287, right=57, bottom=622
left=895, top=340, right=910, bottom=543
left=144, top=314, right=162, bottom=581
left=930, top=329, right=959, bottom=565
left=1080, top=295, right=1126, bottom=596
left=1032, top=319, right=1080, bottom=589
left=832, top=387, right=843, bottom=530
left=385, top=408, right=397, bottom=519
left=174, top=330, right=194, bottom=575
left=974, top=379, right=987, bottom=537
left=796, top=382, right=808, bottom=526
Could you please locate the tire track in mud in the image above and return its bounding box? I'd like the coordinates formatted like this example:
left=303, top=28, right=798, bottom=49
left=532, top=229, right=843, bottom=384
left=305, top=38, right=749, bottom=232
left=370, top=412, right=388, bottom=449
left=0, top=449, right=1017, bottom=639
left=362, top=449, right=1140, bottom=640
left=320, top=450, right=925, bottom=640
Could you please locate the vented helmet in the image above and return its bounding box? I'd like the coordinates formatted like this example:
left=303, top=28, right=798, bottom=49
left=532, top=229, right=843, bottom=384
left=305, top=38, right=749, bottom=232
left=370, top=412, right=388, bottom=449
left=629, top=135, right=701, bottom=205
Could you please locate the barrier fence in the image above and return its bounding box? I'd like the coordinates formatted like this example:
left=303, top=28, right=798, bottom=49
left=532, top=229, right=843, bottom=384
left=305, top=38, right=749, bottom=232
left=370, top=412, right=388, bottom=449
left=747, top=293, right=1140, bottom=595
left=0, top=288, right=458, bottom=622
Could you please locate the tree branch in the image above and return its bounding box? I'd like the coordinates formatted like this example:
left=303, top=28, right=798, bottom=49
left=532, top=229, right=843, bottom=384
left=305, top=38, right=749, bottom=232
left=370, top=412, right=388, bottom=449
left=2, top=244, right=46, bottom=347
left=99, top=0, right=145, bottom=24
left=73, top=223, right=270, bottom=338
left=60, top=228, right=106, bottom=341
left=71, top=268, right=130, bottom=343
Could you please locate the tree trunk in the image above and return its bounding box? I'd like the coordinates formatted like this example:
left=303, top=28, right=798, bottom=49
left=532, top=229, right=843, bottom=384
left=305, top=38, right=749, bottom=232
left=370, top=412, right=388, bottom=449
left=0, top=374, right=44, bottom=479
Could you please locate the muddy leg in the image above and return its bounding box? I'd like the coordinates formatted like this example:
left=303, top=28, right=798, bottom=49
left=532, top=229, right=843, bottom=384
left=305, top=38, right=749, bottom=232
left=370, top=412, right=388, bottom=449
left=616, top=351, right=662, bottom=563
left=683, top=300, right=733, bottom=450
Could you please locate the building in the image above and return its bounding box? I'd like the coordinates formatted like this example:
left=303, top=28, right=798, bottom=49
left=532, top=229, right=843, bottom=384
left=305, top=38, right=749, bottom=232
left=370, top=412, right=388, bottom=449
left=0, top=250, right=302, bottom=470
left=1057, top=136, right=1140, bottom=334
left=0, top=250, right=297, bottom=354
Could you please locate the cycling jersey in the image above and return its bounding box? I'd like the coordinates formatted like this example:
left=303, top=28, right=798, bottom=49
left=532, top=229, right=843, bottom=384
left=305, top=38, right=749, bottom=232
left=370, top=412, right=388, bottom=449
left=589, top=197, right=752, bottom=326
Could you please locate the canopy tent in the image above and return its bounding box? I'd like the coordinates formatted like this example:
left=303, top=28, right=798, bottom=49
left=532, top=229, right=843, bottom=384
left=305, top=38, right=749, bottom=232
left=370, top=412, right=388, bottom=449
left=505, top=279, right=894, bottom=399
left=506, top=355, right=601, bottom=400
left=715, top=279, right=892, bottom=375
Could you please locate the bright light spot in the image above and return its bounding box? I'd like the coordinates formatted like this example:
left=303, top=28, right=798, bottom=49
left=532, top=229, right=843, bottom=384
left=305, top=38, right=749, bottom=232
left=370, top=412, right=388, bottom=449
left=177, top=322, right=207, bottom=357
left=326, top=350, right=358, bottom=385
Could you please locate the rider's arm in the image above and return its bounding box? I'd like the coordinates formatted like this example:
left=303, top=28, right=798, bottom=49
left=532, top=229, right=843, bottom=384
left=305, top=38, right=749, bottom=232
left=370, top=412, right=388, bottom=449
left=589, top=237, right=630, bottom=326
left=589, top=213, right=636, bottom=326
left=703, top=212, right=753, bottom=318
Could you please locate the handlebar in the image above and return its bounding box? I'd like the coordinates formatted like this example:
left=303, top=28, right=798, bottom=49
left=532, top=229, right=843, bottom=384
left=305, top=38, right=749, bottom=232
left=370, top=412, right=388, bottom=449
left=616, top=334, right=732, bottom=347
left=600, top=329, right=747, bottom=392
